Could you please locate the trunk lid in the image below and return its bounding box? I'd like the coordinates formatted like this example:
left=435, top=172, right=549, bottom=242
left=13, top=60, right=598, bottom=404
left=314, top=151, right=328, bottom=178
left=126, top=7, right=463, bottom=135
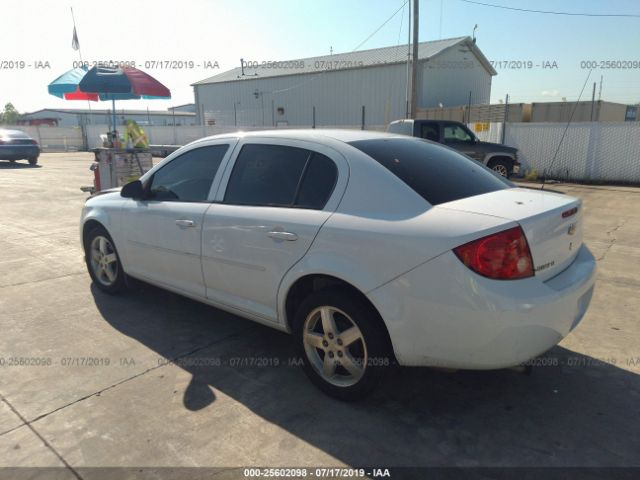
left=437, top=187, right=583, bottom=281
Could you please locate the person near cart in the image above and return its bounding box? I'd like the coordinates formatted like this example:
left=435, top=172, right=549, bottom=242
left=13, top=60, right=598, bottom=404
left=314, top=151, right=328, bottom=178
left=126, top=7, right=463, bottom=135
left=123, top=120, right=149, bottom=149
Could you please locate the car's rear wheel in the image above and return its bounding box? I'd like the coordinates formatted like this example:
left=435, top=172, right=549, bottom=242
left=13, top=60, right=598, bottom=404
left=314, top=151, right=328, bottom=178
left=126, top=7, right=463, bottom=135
left=488, top=158, right=511, bottom=177
left=9, top=159, right=16, bottom=163
left=293, top=288, right=390, bottom=400
left=84, top=225, right=126, bottom=294
left=28, top=157, right=38, bottom=166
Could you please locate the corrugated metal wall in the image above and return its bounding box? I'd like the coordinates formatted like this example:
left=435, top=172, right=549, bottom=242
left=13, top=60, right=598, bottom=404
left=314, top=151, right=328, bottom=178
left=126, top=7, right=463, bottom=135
left=194, top=54, right=493, bottom=127
left=418, top=45, right=492, bottom=108
left=21, top=111, right=196, bottom=128
left=417, top=103, right=525, bottom=122
left=530, top=101, right=630, bottom=122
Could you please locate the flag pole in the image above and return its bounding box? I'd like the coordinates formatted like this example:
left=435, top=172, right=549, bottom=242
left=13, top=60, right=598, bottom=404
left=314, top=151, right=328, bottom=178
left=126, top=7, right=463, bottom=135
left=71, top=7, right=93, bottom=126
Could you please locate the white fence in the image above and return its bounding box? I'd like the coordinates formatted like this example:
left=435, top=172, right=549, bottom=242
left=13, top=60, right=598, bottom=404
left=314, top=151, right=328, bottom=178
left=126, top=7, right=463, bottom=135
left=472, top=122, right=640, bottom=183
left=84, top=124, right=384, bottom=149
left=505, top=122, right=640, bottom=183
left=5, top=124, right=385, bottom=152
left=8, top=122, right=640, bottom=183
left=10, top=125, right=85, bottom=152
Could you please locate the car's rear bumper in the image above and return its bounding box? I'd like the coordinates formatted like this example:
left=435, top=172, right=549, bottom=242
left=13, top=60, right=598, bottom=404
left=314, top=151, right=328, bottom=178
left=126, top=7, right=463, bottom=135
left=0, top=145, right=40, bottom=160
left=367, top=244, right=596, bottom=369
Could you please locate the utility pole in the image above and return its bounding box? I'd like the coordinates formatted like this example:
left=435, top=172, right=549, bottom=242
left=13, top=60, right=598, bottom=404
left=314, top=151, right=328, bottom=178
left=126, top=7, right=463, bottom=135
left=501, top=94, right=509, bottom=144
left=405, top=1, right=411, bottom=118
left=590, top=82, right=596, bottom=121
left=598, top=75, right=603, bottom=101
left=410, top=0, right=419, bottom=119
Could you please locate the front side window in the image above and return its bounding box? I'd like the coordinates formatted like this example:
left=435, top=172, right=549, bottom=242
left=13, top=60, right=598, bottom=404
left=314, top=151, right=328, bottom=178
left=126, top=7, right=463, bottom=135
left=224, top=144, right=337, bottom=209
left=443, top=125, right=473, bottom=142
left=149, top=145, right=228, bottom=202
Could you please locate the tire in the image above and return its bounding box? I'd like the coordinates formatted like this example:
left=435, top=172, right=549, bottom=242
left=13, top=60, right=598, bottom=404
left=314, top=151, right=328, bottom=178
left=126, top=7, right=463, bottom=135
left=83, top=225, right=126, bottom=294
left=28, top=157, right=38, bottom=166
left=9, top=159, right=16, bottom=163
left=293, top=288, right=391, bottom=401
left=488, top=158, right=512, bottom=178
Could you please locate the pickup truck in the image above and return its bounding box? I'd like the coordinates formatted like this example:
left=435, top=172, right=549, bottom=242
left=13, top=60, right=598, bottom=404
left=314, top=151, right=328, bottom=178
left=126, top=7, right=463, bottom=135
left=387, top=119, right=520, bottom=178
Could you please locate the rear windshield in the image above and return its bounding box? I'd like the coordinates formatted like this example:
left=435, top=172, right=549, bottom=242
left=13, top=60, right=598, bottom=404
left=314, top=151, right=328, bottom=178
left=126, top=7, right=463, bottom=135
left=348, top=138, right=512, bottom=205
left=1, top=130, right=29, bottom=139
left=386, top=122, right=412, bottom=136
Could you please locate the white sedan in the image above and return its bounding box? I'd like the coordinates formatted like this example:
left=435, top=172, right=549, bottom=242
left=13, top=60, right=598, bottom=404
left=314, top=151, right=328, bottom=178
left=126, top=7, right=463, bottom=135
left=80, top=130, right=596, bottom=400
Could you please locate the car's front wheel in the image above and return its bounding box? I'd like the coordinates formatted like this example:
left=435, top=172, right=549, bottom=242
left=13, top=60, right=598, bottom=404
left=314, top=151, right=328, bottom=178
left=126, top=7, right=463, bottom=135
left=84, top=225, right=126, bottom=294
left=293, top=288, right=391, bottom=401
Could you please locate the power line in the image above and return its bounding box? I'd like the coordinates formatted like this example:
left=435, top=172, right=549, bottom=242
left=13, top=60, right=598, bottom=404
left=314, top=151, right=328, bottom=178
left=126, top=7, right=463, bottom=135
left=274, top=0, right=409, bottom=96
left=459, top=0, right=640, bottom=18
left=353, top=1, right=409, bottom=51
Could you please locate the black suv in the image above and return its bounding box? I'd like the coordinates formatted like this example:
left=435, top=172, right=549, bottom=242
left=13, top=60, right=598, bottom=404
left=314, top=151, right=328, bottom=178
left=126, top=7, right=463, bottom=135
left=387, top=119, right=519, bottom=178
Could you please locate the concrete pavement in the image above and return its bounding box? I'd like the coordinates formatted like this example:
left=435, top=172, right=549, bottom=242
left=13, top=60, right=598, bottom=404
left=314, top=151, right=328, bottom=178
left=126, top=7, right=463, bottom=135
left=0, top=154, right=638, bottom=477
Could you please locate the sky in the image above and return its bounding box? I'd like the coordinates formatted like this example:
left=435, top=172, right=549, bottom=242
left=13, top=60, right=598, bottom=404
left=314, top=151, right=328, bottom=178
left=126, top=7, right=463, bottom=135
left=2, top=0, right=639, bottom=114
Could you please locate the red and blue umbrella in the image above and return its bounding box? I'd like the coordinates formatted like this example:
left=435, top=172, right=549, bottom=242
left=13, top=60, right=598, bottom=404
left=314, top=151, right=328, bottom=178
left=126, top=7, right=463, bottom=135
left=48, top=67, right=99, bottom=101
left=48, top=66, right=171, bottom=130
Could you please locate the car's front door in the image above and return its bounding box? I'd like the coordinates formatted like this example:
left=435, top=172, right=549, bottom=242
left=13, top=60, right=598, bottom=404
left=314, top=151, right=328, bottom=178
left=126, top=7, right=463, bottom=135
left=121, top=141, right=235, bottom=297
left=201, top=139, right=347, bottom=323
left=441, top=124, right=483, bottom=162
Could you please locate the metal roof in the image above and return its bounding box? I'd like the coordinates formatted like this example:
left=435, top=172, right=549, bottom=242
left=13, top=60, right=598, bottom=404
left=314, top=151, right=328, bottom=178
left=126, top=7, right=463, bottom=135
left=193, top=36, right=496, bottom=86
left=23, top=108, right=195, bottom=117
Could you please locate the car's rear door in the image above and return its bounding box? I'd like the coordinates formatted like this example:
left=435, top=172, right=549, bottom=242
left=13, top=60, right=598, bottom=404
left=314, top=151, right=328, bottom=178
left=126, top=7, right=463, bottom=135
left=417, top=121, right=440, bottom=142
left=120, top=140, right=236, bottom=297
left=201, top=138, right=348, bottom=323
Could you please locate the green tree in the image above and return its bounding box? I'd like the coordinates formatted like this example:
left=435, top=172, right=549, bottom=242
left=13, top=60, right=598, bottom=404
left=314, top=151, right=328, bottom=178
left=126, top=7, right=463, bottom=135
left=0, top=103, right=20, bottom=125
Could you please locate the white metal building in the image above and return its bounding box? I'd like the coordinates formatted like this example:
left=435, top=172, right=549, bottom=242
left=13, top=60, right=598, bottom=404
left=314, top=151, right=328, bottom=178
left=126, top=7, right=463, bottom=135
left=192, top=36, right=496, bottom=128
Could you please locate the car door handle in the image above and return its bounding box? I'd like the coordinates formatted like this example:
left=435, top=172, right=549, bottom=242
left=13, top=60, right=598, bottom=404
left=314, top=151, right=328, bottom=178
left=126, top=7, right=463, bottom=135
left=175, top=219, right=196, bottom=228
left=268, top=231, right=298, bottom=241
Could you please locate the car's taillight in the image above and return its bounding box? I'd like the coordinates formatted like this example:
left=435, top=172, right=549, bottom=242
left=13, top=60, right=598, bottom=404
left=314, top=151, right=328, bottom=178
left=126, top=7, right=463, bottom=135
left=453, top=226, right=534, bottom=280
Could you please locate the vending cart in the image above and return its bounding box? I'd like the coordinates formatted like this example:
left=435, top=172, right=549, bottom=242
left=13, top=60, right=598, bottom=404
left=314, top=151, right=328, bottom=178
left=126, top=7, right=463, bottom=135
left=85, top=148, right=153, bottom=193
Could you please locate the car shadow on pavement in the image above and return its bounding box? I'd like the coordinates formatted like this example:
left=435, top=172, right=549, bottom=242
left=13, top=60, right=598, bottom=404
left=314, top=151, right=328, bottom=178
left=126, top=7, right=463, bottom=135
left=91, top=281, right=640, bottom=467
left=0, top=162, right=41, bottom=169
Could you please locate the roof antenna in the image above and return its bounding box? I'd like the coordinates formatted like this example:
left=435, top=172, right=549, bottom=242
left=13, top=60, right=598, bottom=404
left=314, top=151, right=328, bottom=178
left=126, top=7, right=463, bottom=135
left=472, top=24, right=477, bottom=43
left=541, top=68, right=593, bottom=190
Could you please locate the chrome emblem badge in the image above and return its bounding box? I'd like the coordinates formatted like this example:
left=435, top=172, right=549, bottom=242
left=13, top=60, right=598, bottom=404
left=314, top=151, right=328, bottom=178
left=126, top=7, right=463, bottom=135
left=568, top=223, right=577, bottom=235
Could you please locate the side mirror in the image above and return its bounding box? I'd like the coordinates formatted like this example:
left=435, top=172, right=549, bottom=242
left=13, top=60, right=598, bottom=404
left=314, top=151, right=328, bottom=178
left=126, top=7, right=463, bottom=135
left=121, top=180, right=145, bottom=199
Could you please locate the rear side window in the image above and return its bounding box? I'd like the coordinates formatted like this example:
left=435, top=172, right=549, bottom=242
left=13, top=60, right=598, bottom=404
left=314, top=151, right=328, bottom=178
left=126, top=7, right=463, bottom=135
left=296, top=153, right=338, bottom=209
left=420, top=123, right=439, bottom=141
left=224, top=144, right=337, bottom=209
left=348, top=138, right=511, bottom=205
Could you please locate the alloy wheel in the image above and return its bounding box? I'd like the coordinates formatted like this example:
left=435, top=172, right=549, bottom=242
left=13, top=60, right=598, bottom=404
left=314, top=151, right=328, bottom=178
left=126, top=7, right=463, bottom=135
left=493, top=164, right=509, bottom=177
left=302, top=306, right=368, bottom=387
left=89, top=235, right=119, bottom=286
